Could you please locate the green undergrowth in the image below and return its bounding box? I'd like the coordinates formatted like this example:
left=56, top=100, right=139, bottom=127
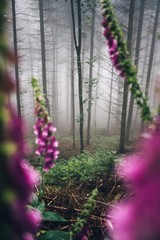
left=44, top=151, right=118, bottom=187
left=91, top=135, right=119, bottom=151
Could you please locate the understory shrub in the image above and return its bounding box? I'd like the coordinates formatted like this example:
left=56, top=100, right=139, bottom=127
left=45, top=151, right=118, bottom=186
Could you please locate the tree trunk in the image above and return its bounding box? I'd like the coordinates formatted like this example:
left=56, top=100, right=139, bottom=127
left=11, top=0, right=21, bottom=117
left=141, top=0, right=160, bottom=130
left=118, top=0, right=135, bottom=153
left=118, top=80, right=129, bottom=153
left=126, top=0, right=145, bottom=143
left=39, top=0, right=50, bottom=113
left=93, top=49, right=101, bottom=135
left=134, top=6, right=154, bottom=128
left=145, top=1, right=160, bottom=98
left=70, top=0, right=84, bottom=152
left=107, top=66, right=114, bottom=134
left=71, top=26, right=76, bottom=149
left=70, top=1, right=76, bottom=148
left=86, top=0, right=96, bottom=145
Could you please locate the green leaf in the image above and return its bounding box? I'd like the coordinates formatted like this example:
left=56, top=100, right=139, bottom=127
left=37, top=202, right=45, bottom=212
left=31, top=194, right=39, bottom=208
left=37, top=230, right=70, bottom=240
left=43, top=211, right=67, bottom=222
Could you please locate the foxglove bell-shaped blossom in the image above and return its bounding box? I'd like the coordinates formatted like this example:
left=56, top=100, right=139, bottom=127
left=107, top=118, right=160, bottom=240
left=75, top=225, right=89, bottom=240
left=0, top=105, right=41, bottom=239
left=101, top=17, right=124, bottom=78
left=32, top=78, right=59, bottom=172
left=101, top=0, right=152, bottom=122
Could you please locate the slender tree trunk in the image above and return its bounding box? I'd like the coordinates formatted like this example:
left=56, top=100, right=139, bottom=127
left=119, top=80, right=129, bottom=153
left=134, top=6, right=154, bottom=128
left=39, top=0, right=50, bottom=113
left=107, top=66, right=114, bottom=134
left=82, top=14, right=86, bottom=87
left=53, top=10, right=59, bottom=126
left=11, top=0, right=21, bottom=117
left=116, top=78, right=123, bottom=130
left=149, top=47, right=157, bottom=101
left=118, top=0, right=135, bottom=153
left=70, top=0, right=76, bottom=148
left=145, top=1, right=160, bottom=98
left=154, top=58, right=160, bottom=106
left=93, top=51, right=101, bottom=135
left=141, top=0, right=160, bottom=130
left=51, top=6, right=57, bottom=123
left=70, top=0, right=84, bottom=152
left=86, top=0, right=96, bottom=145
left=66, top=48, right=70, bottom=128
left=52, top=30, right=56, bottom=121
left=71, top=26, right=76, bottom=149
left=126, top=0, right=145, bottom=143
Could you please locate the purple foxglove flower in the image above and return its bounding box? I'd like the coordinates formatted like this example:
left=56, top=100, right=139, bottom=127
left=101, top=8, right=125, bottom=79
left=10, top=159, right=40, bottom=202
left=44, top=160, right=55, bottom=172
left=111, top=52, right=119, bottom=66
left=103, top=26, right=111, bottom=39
left=119, top=71, right=125, bottom=78
left=75, top=225, right=89, bottom=240
left=107, top=121, right=160, bottom=240
left=25, top=209, right=42, bottom=232
left=0, top=72, right=15, bottom=93
left=101, top=18, right=108, bottom=28
left=0, top=105, right=41, bottom=240
left=108, top=37, right=115, bottom=49
left=109, top=39, right=118, bottom=55
left=22, top=233, right=34, bottom=240
left=32, top=86, right=59, bottom=172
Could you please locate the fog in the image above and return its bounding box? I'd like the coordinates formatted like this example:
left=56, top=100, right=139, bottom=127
left=9, top=0, right=160, bottom=140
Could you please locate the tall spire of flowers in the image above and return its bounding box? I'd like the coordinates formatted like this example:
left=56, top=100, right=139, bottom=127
left=32, top=78, right=59, bottom=172
left=106, top=117, right=160, bottom=240
left=101, top=0, right=152, bottom=122
left=0, top=1, right=41, bottom=239
left=71, top=188, right=98, bottom=240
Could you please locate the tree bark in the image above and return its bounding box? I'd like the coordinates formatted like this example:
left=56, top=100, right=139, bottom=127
left=86, top=0, right=96, bottom=145
left=11, top=0, right=21, bottom=117
left=145, top=0, right=160, bottom=98
left=70, top=0, right=84, bottom=152
left=39, top=0, right=50, bottom=113
left=93, top=48, right=101, bottom=135
left=71, top=26, right=76, bottom=149
left=141, top=0, right=160, bottom=130
left=126, top=0, right=145, bottom=143
left=107, top=66, right=114, bottom=134
left=118, top=0, right=135, bottom=153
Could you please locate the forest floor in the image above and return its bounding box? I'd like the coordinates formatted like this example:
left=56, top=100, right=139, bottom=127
left=28, top=133, right=135, bottom=239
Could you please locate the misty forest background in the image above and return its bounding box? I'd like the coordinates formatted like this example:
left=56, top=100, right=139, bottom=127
left=9, top=0, right=160, bottom=154
left=6, top=0, right=160, bottom=239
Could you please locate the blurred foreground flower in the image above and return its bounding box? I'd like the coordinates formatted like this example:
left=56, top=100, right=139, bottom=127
left=0, top=105, right=41, bottom=240
left=32, top=78, right=59, bottom=172
left=107, top=117, right=160, bottom=240
left=0, top=1, right=41, bottom=239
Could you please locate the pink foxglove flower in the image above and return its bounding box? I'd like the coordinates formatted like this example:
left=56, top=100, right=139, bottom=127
left=75, top=225, right=89, bottom=240
left=0, top=105, right=41, bottom=239
left=32, top=78, right=59, bottom=172
left=101, top=0, right=152, bottom=122
left=101, top=17, right=124, bottom=78
left=107, top=117, right=160, bottom=240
